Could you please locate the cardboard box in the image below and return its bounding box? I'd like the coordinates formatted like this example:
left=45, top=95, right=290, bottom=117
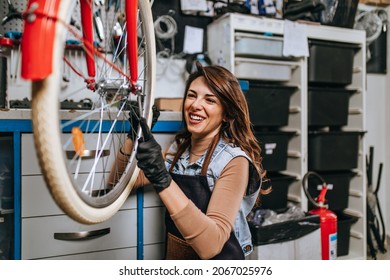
left=359, top=0, right=390, bottom=5
left=155, top=98, right=183, bottom=112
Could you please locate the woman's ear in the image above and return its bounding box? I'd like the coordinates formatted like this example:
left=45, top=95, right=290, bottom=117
left=223, top=114, right=230, bottom=123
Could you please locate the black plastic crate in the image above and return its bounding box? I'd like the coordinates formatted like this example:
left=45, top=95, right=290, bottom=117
left=307, top=171, right=356, bottom=211
left=308, top=131, right=364, bottom=171
left=308, top=87, right=356, bottom=128
left=259, top=173, right=296, bottom=211
left=0, top=136, right=13, bottom=210
left=241, top=80, right=297, bottom=127
left=308, top=40, right=359, bottom=86
left=0, top=213, right=14, bottom=259
left=336, top=212, right=359, bottom=257
left=255, top=130, right=296, bottom=172
left=248, top=211, right=320, bottom=246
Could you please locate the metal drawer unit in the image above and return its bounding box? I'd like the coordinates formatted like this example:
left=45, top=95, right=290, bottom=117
left=20, top=133, right=167, bottom=259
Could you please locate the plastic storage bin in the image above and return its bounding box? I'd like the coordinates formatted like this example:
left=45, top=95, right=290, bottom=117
left=235, top=58, right=293, bottom=81
left=0, top=136, right=13, bottom=210
left=242, top=81, right=297, bottom=127
left=249, top=211, right=320, bottom=246
left=259, top=173, right=296, bottom=210
left=308, top=87, right=355, bottom=127
left=308, top=40, right=358, bottom=86
left=308, top=131, right=363, bottom=171
left=248, top=228, right=321, bottom=260
left=336, top=212, right=359, bottom=257
left=307, top=171, right=356, bottom=211
left=255, top=130, right=296, bottom=172
left=247, top=209, right=321, bottom=259
left=0, top=213, right=13, bottom=259
left=235, top=33, right=284, bottom=59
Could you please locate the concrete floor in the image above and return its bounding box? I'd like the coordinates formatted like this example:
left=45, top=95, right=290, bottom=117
left=367, top=235, right=390, bottom=260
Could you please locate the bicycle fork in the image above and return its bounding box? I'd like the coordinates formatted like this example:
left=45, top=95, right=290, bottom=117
left=21, top=0, right=140, bottom=93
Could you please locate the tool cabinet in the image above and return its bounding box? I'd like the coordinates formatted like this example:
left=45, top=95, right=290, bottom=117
left=0, top=111, right=179, bottom=259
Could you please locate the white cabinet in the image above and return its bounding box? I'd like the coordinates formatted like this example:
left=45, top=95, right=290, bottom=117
left=20, top=133, right=167, bottom=260
left=207, top=13, right=367, bottom=260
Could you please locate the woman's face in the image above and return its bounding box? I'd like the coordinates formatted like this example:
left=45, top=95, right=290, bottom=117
left=184, top=76, right=225, bottom=140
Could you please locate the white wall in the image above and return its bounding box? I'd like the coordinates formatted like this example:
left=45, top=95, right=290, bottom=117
left=364, top=5, right=390, bottom=239
left=366, top=74, right=388, bottom=238
left=155, top=57, right=187, bottom=99
left=385, top=6, right=390, bottom=239
left=385, top=6, right=390, bottom=238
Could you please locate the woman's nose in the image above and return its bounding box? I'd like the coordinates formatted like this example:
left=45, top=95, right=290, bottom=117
left=190, top=98, right=203, bottom=109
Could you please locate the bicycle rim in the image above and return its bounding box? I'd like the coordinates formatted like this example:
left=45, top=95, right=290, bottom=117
left=30, top=0, right=156, bottom=224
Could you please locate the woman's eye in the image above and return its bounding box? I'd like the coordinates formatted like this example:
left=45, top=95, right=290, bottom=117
left=187, top=92, right=196, bottom=98
left=206, top=98, right=217, bottom=104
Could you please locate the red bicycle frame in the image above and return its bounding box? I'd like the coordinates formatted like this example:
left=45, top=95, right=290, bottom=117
left=21, top=0, right=139, bottom=88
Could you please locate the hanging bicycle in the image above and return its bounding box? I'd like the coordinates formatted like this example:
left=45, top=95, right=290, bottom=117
left=19, top=0, right=156, bottom=224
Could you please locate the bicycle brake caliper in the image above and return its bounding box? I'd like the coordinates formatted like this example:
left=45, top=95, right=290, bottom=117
left=85, top=78, right=96, bottom=91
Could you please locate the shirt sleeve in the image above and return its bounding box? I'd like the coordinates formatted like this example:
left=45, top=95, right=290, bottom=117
left=170, top=156, right=249, bottom=259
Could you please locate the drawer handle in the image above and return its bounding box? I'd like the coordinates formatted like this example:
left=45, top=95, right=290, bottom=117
left=66, top=149, right=110, bottom=159
left=54, top=227, right=110, bottom=241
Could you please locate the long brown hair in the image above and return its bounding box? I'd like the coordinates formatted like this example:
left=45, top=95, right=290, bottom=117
left=169, top=62, right=264, bottom=181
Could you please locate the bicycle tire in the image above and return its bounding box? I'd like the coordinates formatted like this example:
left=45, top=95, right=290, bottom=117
left=30, top=0, right=156, bottom=224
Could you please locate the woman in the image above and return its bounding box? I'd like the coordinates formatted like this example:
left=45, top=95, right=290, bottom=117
left=117, top=62, right=266, bottom=259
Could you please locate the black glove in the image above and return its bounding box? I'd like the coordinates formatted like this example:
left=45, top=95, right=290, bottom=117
left=136, top=118, right=172, bottom=193
left=127, top=102, right=160, bottom=140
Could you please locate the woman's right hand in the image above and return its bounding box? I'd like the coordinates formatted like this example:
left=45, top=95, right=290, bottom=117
left=136, top=118, right=172, bottom=193
left=127, top=102, right=160, bottom=141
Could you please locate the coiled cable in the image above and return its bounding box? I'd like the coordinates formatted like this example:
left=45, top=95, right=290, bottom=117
left=154, top=14, right=177, bottom=52
left=154, top=14, right=179, bottom=77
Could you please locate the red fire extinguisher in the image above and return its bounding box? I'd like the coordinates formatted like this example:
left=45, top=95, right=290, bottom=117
left=303, top=171, right=338, bottom=260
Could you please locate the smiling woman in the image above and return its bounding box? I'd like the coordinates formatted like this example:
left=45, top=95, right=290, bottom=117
left=112, top=62, right=270, bottom=260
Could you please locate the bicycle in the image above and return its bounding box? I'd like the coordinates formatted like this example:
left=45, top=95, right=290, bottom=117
left=19, top=0, right=156, bottom=224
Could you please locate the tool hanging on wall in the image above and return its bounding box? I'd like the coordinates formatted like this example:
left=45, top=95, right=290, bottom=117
left=1, top=1, right=23, bottom=86
left=355, top=9, right=388, bottom=63
left=0, top=55, right=6, bottom=108
left=1, top=0, right=22, bottom=26
left=366, top=146, right=387, bottom=259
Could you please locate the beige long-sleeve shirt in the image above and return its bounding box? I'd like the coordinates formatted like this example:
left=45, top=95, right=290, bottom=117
left=167, top=157, right=249, bottom=259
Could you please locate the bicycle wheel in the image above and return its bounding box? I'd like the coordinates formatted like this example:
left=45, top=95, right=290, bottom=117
left=30, top=0, right=156, bottom=224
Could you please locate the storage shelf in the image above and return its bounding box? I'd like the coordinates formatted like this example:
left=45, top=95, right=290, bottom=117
left=289, top=106, right=301, bottom=114
left=208, top=13, right=367, bottom=260
left=287, top=151, right=301, bottom=158
left=349, top=107, right=364, bottom=114
left=343, top=208, right=364, bottom=218
left=349, top=189, right=363, bottom=197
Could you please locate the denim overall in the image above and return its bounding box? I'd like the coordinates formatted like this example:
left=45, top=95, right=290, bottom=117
left=165, top=138, right=261, bottom=259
